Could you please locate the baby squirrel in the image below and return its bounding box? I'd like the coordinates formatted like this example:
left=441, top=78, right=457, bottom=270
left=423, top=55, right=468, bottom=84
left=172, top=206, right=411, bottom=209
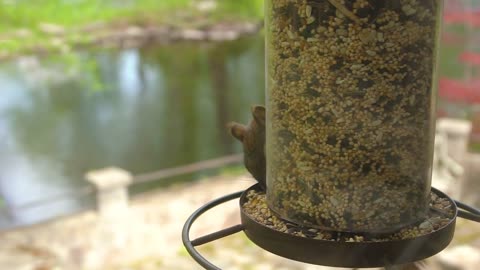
left=228, top=105, right=266, bottom=191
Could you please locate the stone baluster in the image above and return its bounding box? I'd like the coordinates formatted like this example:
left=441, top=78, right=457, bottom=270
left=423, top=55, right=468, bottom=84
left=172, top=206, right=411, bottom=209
left=85, top=167, right=133, bottom=219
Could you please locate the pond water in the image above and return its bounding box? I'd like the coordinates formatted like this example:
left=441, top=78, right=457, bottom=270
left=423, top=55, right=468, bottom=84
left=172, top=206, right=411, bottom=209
left=0, top=28, right=475, bottom=230
left=0, top=36, right=265, bottom=229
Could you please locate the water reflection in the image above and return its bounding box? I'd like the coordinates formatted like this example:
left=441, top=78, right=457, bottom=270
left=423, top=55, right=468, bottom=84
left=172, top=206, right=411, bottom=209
left=0, top=36, right=265, bottom=229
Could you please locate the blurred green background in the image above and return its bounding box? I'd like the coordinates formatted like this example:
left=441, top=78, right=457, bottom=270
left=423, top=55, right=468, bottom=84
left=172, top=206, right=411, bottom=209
left=0, top=0, right=479, bottom=229
left=0, top=1, right=480, bottom=270
left=0, top=0, right=263, bottom=54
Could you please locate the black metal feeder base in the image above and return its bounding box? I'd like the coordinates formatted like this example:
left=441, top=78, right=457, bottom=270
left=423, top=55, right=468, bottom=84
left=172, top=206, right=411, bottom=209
left=240, top=185, right=456, bottom=268
left=183, top=184, right=480, bottom=270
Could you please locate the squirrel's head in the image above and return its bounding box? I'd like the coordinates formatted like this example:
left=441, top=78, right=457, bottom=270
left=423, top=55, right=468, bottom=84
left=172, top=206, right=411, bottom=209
left=251, top=105, right=266, bottom=127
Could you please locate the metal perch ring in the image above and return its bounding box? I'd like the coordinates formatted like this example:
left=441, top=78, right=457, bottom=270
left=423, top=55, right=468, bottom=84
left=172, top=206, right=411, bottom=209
left=183, top=185, right=480, bottom=269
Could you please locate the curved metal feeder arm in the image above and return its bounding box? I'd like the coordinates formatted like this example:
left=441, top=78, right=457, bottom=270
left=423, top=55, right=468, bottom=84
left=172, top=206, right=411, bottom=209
left=456, top=200, right=480, bottom=222
left=182, top=186, right=480, bottom=270
left=182, top=191, right=244, bottom=270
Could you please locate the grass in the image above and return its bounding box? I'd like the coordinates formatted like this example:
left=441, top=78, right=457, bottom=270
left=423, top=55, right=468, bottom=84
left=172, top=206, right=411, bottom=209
left=469, top=143, right=480, bottom=153
left=0, top=0, right=263, bottom=29
left=215, top=0, right=264, bottom=21
left=0, top=0, right=188, bottom=31
left=218, top=165, right=248, bottom=176
left=0, top=0, right=264, bottom=57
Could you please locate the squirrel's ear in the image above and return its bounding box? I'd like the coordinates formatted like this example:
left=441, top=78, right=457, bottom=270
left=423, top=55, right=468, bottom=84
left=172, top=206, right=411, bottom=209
left=228, top=122, right=246, bottom=141
left=252, top=105, right=266, bottom=126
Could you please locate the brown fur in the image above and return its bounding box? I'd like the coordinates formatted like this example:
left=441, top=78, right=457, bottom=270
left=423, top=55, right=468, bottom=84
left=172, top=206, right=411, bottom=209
left=228, top=105, right=266, bottom=190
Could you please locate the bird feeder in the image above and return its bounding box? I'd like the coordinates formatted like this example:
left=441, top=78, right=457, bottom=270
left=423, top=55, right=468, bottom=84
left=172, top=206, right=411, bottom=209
left=266, top=0, right=442, bottom=234
left=183, top=0, right=480, bottom=269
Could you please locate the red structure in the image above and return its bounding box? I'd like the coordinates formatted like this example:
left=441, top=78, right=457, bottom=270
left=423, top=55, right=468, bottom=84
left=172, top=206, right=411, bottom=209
left=439, top=0, right=480, bottom=108
left=443, top=0, right=480, bottom=27
left=439, top=78, right=480, bottom=103
left=443, top=11, right=480, bottom=27
left=459, top=51, right=480, bottom=66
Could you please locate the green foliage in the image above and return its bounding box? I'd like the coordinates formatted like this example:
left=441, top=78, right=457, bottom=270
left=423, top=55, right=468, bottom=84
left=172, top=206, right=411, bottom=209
left=177, top=246, right=190, bottom=257
left=219, top=165, right=247, bottom=176
left=438, top=44, right=466, bottom=80
left=0, top=0, right=263, bottom=33
left=0, top=0, right=190, bottom=30
left=216, top=0, right=264, bottom=21
left=0, top=0, right=263, bottom=57
left=469, top=143, right=480, bottom=153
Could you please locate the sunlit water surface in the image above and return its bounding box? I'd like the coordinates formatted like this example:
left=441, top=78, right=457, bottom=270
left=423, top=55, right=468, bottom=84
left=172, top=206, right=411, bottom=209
left=0, top=36, right=265, bottom=229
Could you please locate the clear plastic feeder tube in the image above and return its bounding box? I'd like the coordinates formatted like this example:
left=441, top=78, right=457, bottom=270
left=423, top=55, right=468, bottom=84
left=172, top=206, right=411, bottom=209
left=266, top=0, right=444, bottom=233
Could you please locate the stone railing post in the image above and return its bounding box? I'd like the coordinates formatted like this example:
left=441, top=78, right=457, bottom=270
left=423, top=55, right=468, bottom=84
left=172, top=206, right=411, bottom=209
left=85, top=167, right=133, bottom=218
left=433, top=118, right=471, bottom=197
left=436, top=118, right=472, bottom=163
left=463, top=111, right=480, bottom=208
